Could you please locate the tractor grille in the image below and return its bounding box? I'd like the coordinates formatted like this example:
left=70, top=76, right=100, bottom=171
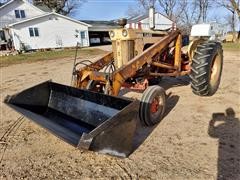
left=112, top=40, right=134, bottom=69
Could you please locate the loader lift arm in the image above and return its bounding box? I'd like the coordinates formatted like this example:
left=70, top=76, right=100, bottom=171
left=74, top=30, right=189, bottom=96
left=111, top=30, right=184, bottom=95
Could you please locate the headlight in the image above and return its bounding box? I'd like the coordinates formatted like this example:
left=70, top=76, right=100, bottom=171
left=109, top=31, right=115, bottom=38
left=122, top=29, right=128, bottom=37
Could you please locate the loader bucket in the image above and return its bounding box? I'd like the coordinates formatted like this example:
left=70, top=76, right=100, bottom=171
left=4, top=81, right=139, bottom=157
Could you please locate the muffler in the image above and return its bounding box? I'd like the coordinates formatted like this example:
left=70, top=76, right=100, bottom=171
left=4, top=81, right=139, bottom=157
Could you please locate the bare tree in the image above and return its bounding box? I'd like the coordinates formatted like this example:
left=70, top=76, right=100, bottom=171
left=126, top=0, right=213, bottom=34
left=127, top=0, right=186, bottom=21
left=179, top=1, right=199, bottom=33
left=216, top=0, right=240, bottom=40
left=127, top=0, right=211, bottom=22
left=225, top=14, right=237, bottom=32
left=195, top=0, right=212, bottom=23
left=230, top=0, right=240, bottom=39
left=126, top=0, right=157, bottom=18
left=33, top=0, right=85, bottom=16
left=230, top=0, right=240, bottom=17
left=158, top=0, right=187, bottom=21
left=127, top=6, right=145, bottom=18
left=138, top=0, right=157, bottom=9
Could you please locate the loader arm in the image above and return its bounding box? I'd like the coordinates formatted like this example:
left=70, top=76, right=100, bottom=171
left=75, top=52, right=114, bottom=88
left=75, top=52, right=113, bottom=72
left=85, top=52, right=114, bottom=71
left=111, top=30, right=182, bottom=95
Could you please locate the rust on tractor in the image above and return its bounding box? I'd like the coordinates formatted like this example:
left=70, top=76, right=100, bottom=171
left=74, top=28, right=187, bottom=96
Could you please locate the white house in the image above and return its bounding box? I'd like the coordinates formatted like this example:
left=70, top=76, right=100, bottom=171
left=0, top=0, right=91, bottom=51
left=126, top=12, right=174, bottom=31
left=8, top=12, right=91, bottom=50
left=0, top=0, right=45, bottom=28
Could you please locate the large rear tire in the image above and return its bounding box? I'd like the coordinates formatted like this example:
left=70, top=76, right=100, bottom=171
left=189, top=41, right=223, bottom=96
left=139, top=86, right=166, bottom=126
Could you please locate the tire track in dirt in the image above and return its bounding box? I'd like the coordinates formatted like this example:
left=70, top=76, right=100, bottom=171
left=116, top=163, right=133, bottom=179
left=0, top=116, right=25, bottom=164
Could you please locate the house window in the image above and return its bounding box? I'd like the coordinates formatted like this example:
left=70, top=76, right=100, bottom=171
left=34, top=28, right=39, bottom=36
left=80, top=31, right=86, bottom=39
left=15, top=10, right=20, bottom=18
left=15, top=10, right=26, bottom=18
left=29, top=28, right=39, bottom=37
left=0, top=30, right=6, bottom=41
left=20, top=10, right=26, bottom=18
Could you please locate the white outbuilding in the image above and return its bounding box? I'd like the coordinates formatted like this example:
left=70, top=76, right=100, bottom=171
left=126, top=12, right=174, bottom=31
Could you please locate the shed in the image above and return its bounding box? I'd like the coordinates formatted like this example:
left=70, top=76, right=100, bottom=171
left=81, top=20, right=120, bottom=46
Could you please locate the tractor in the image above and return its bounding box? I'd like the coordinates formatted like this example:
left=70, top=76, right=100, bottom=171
left=4, top=8, right=223, bottom=157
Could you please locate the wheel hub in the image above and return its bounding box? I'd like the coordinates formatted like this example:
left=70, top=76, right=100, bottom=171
left=210, top=53, right=221, bottom=86
left=150, top=97, right=160, bottom=113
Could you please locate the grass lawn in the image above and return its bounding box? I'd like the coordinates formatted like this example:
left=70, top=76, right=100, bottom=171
left=0, top=48, right=107, bottom=67
left=222, top=42, right=240, bottom=51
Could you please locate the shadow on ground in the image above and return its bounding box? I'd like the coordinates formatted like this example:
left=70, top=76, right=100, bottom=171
left=132, top=93, right=179, bottom=152
left=119, top=76, right=189, bottom=153
left=208, top=108, right=240, bottom=180
left=158, top=75, right=190, bottom=90
left=119, top=75, right=190, bottom=96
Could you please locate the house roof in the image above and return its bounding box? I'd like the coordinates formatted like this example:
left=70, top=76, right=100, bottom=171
left=81, top=20, right=119, bottom=27
left=8, top=12, right=91, bottom=27
left=0, top=0, right=45, bottom=13
left=127, top=12, right=173, bottom=23
left=80, top=20, right=121, bottom=32
left=0, top=0, right=16, bottom=10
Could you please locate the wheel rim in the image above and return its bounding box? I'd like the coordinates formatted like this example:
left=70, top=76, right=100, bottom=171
left=210, top=53, right=221, bottom=86
left=150, top=97, right=160, bottom=113
left=150, top=95, right=164, bottom=119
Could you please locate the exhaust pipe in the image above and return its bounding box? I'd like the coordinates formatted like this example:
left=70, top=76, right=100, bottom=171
left=149, top=6, right=155, bottom=30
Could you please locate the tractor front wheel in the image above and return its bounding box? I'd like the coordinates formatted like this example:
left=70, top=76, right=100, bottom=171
left=190, top=41, right=223, bottom=96
left=139, top=86, right=166, bottom=126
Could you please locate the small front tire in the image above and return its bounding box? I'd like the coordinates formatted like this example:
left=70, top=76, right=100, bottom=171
left=139, top=86, right=166, bottom=126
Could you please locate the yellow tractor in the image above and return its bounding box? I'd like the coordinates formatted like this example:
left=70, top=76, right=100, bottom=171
left=4, top=10, right=223, bottom=157
left=72, top=19, right=223, bottom=125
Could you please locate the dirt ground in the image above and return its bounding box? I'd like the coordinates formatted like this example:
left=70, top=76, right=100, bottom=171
left=0, top=48, right=239, bottom=179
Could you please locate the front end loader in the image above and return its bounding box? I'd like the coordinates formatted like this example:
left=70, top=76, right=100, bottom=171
left=4, top=9, right=223, bottom=157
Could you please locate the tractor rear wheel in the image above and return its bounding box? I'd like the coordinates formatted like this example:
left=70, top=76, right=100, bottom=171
left=189, top=41, right=223, bottom=96
left=139, top=86, right=166, bottom=126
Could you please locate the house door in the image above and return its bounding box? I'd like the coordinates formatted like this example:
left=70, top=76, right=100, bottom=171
left=80, top=31, right=87, bottom=47
left=0, top=30, right=7, bottom=50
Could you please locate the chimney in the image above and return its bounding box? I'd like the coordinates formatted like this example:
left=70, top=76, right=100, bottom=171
left=149, top=6, right=155, bottom=30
